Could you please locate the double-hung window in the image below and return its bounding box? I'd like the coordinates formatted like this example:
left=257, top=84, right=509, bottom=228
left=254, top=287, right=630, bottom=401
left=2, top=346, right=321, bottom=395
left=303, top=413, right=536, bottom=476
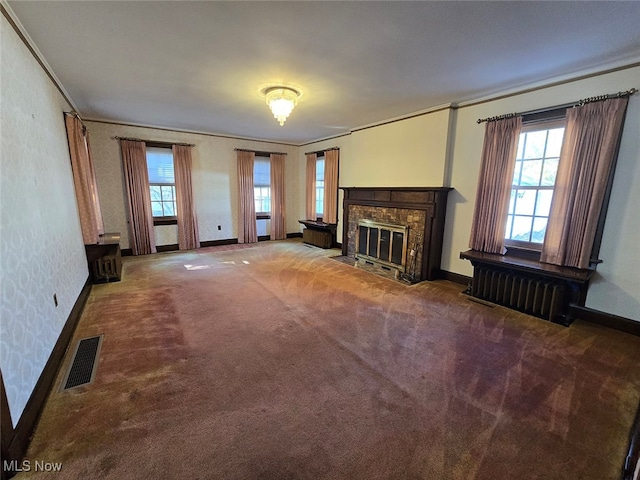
left=506, top=119, right=565, bottom=249
left=146, top=146, right=176, bottom=222
left=253, top=157, right=271, bottom=216
left=253, top=156, right=271, bottom=238
left=315, top=156, right=325, bottom=219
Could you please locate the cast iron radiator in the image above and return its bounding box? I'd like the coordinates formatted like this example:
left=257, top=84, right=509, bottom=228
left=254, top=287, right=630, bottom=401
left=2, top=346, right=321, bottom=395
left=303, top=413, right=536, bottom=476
left=90, top=253, right=122, bottom=283
left=471, top=265, right=565, bottom=323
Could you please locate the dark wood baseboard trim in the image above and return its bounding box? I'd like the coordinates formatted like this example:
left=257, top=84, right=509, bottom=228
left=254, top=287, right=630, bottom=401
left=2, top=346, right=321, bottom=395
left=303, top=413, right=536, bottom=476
left=199, top=238, right=239, bottom=248
left=260, top=233, right=304, bottom=241
left=125, top=236, right=304, bottom=255
left=441, top=270, right=472, bottom=286
left=156, top=244, right=179, bottom=253
left=624, top=401, right=640, bottom=480
left=569, top=305, right=640, bottom=337
left=125, top=239, right=239, bottom=254
left=4, top=277, right=92, bottom=474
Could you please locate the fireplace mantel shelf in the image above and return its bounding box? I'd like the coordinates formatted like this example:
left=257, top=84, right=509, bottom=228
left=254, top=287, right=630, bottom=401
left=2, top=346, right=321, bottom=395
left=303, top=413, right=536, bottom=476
left=341, top=186, right=453, bottom=191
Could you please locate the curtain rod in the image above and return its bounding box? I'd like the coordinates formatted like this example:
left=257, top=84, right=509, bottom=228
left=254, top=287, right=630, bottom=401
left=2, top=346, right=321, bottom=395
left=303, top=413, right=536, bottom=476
left=304, top=146, right=340, bottom=155
left=112, top=136, right=195, bottom=147
left=234, top=148, right=287, bottom=155
left=65, top=111, right=87, bottom=127
left=477, top=87, right=637, bottom=124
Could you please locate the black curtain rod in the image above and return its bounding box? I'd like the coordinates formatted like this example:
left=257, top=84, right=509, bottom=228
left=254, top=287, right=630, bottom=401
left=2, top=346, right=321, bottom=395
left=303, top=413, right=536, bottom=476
left=112, top=136, right=195, bottom=147
left=477, top=87, right=637, bottom=124
left=304, top=146, right=340, bottom=155
left=234, top=148, right=287, bottom=156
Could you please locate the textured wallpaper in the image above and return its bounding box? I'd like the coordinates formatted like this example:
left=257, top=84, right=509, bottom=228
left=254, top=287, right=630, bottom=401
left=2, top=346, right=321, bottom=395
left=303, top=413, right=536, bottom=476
left=87, top=121, right=302, bottom=249
left=0, top=16, right=89, bottom=426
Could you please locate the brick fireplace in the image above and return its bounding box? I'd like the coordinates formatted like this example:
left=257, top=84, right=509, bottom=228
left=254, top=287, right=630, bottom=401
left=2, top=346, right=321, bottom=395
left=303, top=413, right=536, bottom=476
left=341, top=187, right=452, bottom=282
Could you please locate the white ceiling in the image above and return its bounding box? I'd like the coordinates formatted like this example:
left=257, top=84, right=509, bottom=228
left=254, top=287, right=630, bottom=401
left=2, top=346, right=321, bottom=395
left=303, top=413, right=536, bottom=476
left=6, top=1, right=640, bottom=145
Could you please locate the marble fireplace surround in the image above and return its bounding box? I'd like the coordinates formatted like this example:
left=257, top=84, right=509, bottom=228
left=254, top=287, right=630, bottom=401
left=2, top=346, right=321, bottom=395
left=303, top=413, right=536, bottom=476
left=341, top=187, right=452, bottom=282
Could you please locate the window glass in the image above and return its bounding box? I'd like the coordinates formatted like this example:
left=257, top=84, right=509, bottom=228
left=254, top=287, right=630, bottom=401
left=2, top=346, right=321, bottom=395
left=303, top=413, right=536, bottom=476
left=254, top=157, right=271, bottom=214
left=147, top=147, right=174, bottom=184
left=316, top=157, right=325, bottom=217
left=505, top=123, right=565, bottom=247
left=146, top=147, right=176, bottom=218
left=522, top=130, right=547, bottom=159
left=535, top=190, right=553, bottom=217
left=520, top=160, right=542, bottom=186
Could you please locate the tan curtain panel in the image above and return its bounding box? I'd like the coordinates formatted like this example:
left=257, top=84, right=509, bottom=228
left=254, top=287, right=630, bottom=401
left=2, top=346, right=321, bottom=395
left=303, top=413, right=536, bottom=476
left=64, top=114, right=104, bottom=244
left=305, top=153, right=317, bottom=220
left=120, top=139, right=156, bottom=255
left=173, top=145, right=199, bottom=250
left=541, top=97, right=629, bottom=269
left=237, top=150, right=257, bottom=244
left=270, top=153, right=287, bottom=240
left=324, top=149, right=339, bottom=224
left=469, top=116, right=522, bottom=254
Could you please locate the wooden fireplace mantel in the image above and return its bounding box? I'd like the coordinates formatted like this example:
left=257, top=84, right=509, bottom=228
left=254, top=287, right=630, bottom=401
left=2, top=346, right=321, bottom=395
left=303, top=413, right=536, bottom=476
left=341, top=187, right=453, bottom=281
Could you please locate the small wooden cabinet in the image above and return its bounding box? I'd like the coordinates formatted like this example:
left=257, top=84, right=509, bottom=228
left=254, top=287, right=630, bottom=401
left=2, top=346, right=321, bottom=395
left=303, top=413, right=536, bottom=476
left=85, top=233, right=122, bottom=283
left=299, top=220, right=337, bottom=249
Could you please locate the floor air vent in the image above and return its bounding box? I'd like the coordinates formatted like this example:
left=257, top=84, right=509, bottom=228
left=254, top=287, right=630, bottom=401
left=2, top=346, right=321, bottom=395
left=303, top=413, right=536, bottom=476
left=62, top=335, right=103, bottom=390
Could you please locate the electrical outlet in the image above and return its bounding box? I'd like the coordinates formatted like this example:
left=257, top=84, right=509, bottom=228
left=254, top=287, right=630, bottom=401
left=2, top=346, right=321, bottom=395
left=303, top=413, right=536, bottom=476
left=217, top=225, right=221, bottom=231
left=53, top=294, right=58, bottom=307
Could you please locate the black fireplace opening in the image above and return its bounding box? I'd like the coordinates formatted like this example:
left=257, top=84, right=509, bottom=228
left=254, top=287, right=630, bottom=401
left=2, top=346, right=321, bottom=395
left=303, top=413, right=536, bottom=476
left=356, top=220, right=408, bottom=272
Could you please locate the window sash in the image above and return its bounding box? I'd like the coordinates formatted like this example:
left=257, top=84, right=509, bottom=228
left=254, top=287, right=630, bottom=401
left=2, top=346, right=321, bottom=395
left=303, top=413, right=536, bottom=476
left=254, top=185, right=271, bottom=215
left=505, top=120, right=565, bottom=251
left=146, top=147, right=175, bottom=184
left=254, top=157, right=271, bottom=215
left=150, top=183, right=176, bottom=218
left=316, top=157, right=325, bottom=217
left=147, top=147, right=176, bottom=219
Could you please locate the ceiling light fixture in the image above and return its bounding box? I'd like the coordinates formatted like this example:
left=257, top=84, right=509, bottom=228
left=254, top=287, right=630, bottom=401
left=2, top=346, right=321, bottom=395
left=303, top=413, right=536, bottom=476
left=264, top=86, right=300, bottom=126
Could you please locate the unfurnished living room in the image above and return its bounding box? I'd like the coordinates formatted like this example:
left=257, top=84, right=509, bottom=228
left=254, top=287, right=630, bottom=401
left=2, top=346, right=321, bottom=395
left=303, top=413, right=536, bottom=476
left=1, top=2, right=640, bottom=479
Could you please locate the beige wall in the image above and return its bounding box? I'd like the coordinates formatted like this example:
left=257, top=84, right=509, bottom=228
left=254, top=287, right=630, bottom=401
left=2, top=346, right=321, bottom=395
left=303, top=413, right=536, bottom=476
left=88, top=122, right=301, bottom=249
left=301, top=107, right=453, bottom=244
left=0, top=15, right=89, bottom=425
left=348, top=108, right=452, bottom=187
left=442, top=66, right=640, bottom=320
left=302, top=68, right=640, bottom=321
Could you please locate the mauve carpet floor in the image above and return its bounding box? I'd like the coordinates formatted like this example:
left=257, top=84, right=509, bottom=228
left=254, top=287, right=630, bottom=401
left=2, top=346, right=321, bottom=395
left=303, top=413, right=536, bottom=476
left=17, top=239, right=640, bottom=479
